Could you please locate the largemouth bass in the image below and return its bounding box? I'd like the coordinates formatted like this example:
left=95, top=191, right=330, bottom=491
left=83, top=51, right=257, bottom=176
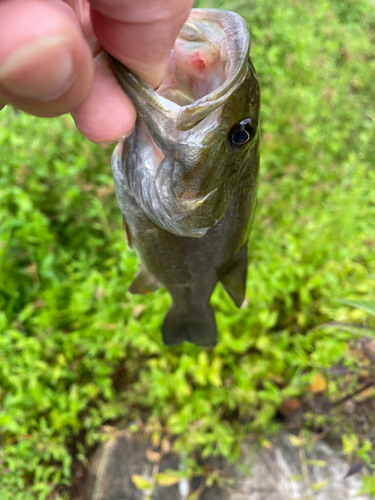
left=109, top=9, right=260, bottom=347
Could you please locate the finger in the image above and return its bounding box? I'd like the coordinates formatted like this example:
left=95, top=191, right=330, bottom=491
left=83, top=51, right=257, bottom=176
left=89, top=0, right=193, bottom=87
left=0, top=0, right=94, bottom=117
left=71, top=51, right=136, bottom=143
left=64, top=0, right=100, bottom=54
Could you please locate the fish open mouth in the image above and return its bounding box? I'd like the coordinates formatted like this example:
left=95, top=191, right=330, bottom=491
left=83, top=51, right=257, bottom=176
left=157, top=18, right=229, bottom=106
left=109, top=10, right=250, bottom=131
left=156, top=9, right=250, bottom=130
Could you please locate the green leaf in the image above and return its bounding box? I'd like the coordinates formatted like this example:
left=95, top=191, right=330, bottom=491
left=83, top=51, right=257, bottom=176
left=288, top=474, right=303, bottom=482
left=342, top=434, right=358, bottom=455
left=360, top=475, right=375, bottom=495
left=131, top=474, right=153, bottom=490
left=337, top=299, right=375, bottom=318
left=187, top=492, right=199, bottom=500
left=311, top=479, right=329, bottom=491
left=155, top=472, right=180, bottom=487
left=303, top=459, right=327, bottom=467
left=316, top=322, right=375, bottom=338
left=288, top=435, right=307, bottom=447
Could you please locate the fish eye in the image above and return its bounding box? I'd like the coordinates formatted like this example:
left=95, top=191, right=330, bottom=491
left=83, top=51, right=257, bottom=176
left=228, top=119, right=256, bottom=148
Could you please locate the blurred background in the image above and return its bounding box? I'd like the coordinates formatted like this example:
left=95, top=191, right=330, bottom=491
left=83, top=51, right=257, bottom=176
left=0, top=0, right=375, bottom=498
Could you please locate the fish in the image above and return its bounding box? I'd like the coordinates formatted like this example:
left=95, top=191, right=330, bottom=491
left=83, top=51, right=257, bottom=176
left=108, top=8, right=260, bottom=347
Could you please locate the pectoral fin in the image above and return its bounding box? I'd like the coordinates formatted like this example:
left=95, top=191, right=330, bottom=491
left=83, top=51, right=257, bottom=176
left=129, top=265, right=161, bottom=295
left=122, top=215, right=133, bottom=249
left=220, top=245, right=248, bottom=307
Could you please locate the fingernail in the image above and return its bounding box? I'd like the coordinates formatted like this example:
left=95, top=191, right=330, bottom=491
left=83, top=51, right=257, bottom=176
left=130, top=60, right=167, bottom=89
left=0, top=35, right=74, bottom=101
left=95, top=127, right=135, bottom=146
left=147, top=61, right=168, bottom=89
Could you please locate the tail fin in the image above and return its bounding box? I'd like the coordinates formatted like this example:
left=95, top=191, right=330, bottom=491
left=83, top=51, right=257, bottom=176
left=162, top=306, right=217, bottom=347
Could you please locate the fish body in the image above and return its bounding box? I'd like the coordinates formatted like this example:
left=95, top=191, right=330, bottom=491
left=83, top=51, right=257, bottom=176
left=109, top=9, right=260, bottom=347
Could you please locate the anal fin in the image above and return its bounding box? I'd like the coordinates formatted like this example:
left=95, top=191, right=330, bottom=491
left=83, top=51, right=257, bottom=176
left=220, top=245, right=248, bottom=307
left=129, top=265, right=161, bottom=295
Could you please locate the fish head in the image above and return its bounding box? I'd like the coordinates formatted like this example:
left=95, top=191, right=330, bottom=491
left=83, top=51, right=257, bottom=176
left=110, top=9, right=260, bottom=237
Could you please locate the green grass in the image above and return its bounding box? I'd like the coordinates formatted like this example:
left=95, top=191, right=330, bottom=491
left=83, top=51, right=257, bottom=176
left=1, top=0, right=375, bottom=497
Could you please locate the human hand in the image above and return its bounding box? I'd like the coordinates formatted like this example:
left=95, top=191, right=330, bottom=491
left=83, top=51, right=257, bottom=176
left=0, top=0, right=193, bottom=143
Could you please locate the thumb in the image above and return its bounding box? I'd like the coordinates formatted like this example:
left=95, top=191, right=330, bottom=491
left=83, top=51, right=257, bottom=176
left=89, top=0, right=193, bottom=87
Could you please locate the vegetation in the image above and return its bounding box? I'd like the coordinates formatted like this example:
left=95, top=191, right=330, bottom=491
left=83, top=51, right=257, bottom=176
left=0, top=0, right=375, bottom=497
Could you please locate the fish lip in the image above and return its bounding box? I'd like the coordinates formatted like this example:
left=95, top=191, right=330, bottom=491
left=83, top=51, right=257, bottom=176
left=108, top=9, right=250, bottom=130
